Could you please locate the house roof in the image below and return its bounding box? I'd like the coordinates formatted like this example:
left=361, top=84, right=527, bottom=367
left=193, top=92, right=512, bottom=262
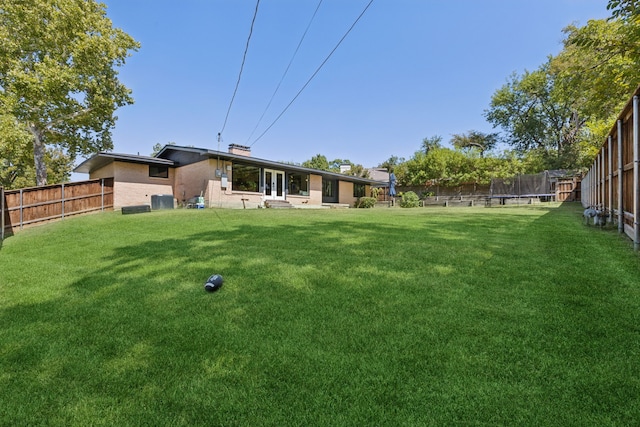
left=155, top=145, right=385, bottom=185
left=75, top=145, right=386, bottom=186
left=74, top=152, right=175, bottom=173
left=367, top=167, right=390, bottom=183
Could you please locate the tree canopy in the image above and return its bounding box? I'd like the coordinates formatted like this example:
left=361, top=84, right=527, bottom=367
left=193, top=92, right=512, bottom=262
left=301, top=154, right=369, bottom=178
left=450, top=130, right=499, bottom=157
left=484, top=9, right=640, bottom=171
left=0, top=0, right=139, bottom=186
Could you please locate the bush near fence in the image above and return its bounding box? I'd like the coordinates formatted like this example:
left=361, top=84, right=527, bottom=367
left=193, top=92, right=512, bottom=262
left=385, top=178, right=579, bottom=207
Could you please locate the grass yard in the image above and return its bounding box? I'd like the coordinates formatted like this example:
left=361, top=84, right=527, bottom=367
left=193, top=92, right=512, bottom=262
left=1, top=203, right=640, bottom=426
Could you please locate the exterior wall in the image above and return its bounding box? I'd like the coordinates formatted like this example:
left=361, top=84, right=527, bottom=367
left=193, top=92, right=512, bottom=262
left=211, top=187, right=264, bottom=209
left=338, top=180, right=355, bottom=206
left=174, top=158, right=218, bottom=205
left=201, top=170, right=327, bottom=209
left=308, top=174, right=323, bottom=205
left=90, top=162, right=174, bottom=209
left=89, top=157, right=376, bottom=210
left=209, top=160, right=263, bottom=209
left=90, top=162, right=115, bottom=181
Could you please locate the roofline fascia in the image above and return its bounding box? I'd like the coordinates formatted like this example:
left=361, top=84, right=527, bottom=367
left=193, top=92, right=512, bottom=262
left=158, top=145, right=385, bottom=185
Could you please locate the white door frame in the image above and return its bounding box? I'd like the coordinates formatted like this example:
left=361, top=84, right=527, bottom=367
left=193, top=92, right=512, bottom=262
left=264, top=169, right=286, bottom=200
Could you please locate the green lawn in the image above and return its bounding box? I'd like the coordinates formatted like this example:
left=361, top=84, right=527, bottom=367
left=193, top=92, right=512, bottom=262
left=1, top=204, right=639, bottom=426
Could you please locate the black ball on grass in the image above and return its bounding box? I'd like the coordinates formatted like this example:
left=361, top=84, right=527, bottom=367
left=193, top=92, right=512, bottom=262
left=204, top=274, right=224, bottom=292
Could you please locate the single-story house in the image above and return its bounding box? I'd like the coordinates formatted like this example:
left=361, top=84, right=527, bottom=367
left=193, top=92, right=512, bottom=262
left=74, top=144, right=386, bottom=209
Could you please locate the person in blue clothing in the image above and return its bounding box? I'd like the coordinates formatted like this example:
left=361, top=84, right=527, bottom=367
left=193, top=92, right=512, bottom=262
left=389, top=170, right=397, bottom=206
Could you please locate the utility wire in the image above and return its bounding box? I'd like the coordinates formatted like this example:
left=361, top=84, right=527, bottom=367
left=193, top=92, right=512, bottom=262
left=219, top=0, right=261, bottom=138
left=250, top=0, right=374, bottom=147
left=244, top=0, right=324, bottom=144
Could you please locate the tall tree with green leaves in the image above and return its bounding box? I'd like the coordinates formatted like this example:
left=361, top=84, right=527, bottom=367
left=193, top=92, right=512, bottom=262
left=1, top=113, right=33, bottom=188
left=546, top=12, right=640, bottom=165
left=339, top=162, right=370, bottom=178
left=394, top=139, right=536, bottom=188
left=0, top=0, right=140, bottom=186
left=450, top=130, right=499, bottom=157
left=302, top=154, right=330, bottom=171
left=484, top=66, right=587, bottom=170
left=552, top=19, right=639, bottom=122
left=421, top=135, right=442, bottom=154
left=1, top=113, right=74, bottom=188
left=607, top=0, right=640, bottom=24
left=378, top=155, right=404, bottom=172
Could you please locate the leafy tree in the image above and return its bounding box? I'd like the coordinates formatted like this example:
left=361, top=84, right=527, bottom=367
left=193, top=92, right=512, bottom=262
left=552, top=19, right=639, bottom=123
left=1, top=113, right=31, bottom=188
left=450, top=130, right=499, bottom=157
left=484, top=66, right=587, bottom=170
left=341, top=163, right=370, bottom=178
left=482, top=5, right=640, bottom=172
left=0, top=0, right=140, bottom=186
left=399, top=146, right=473, bottom=187
left=151, top=142, right=176, bottom=157
left=395, top=138, right=542, bottom=189
left=327, top=158, right=347, bottom=172
left=300, top=155, right=369, bottom=177
left=378, top=155, right=404, bottom=172
left=1, top=113, right=73, bottom=188
left=421, top=135, right=442, bottom=154
left=302, top=154, right=330, bottom=171
left=607, top=0, right=640, bottom=24
left=544, top=14, right=640, bottom=169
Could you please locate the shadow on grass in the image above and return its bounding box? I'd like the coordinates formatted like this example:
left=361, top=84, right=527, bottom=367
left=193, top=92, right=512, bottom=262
left=2, top=205, right=640, bottom=425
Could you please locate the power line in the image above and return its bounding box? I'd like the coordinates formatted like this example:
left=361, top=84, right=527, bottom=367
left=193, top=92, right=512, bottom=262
left=219, top=0, right=261, bottom=138
left=250, top=0, right=374, bottom=147
left=244, top=0, right=324, bottom=144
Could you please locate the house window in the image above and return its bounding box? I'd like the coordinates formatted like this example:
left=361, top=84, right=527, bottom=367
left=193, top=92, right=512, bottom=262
left=149, top=165, right=169, bottom=178
left=353, top=183, right=365, bottom=198
left=287, top=172, right=309, bottom=196
left=323, top=180, right=334, bottom=197
left=232, top=163, right=260, bottom=192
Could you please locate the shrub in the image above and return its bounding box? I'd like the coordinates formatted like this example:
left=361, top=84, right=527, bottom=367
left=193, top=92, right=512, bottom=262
left=356, top=197, right=377, bottom=208
left=400, top=191, right=420, bottom=208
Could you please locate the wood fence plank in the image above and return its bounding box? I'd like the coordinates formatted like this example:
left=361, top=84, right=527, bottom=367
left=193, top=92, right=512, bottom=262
left=2, top=178, right=114, bottom=232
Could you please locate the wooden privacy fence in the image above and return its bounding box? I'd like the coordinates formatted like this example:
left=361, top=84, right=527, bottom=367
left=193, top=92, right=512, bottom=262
left=582, top=86, right=640, bottom=250
left=556, top=177, right=581, bottom=202
left=1, top=178, right=114, bottom=239
left=392, top=177, right=580, bottom=203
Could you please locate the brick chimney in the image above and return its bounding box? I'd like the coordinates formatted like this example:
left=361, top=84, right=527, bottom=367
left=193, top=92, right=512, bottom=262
left=228, top=144, right=251, bottom=157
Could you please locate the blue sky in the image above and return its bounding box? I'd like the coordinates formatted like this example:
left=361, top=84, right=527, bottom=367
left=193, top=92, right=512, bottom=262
left=93, top=0, right=610, bottom=171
